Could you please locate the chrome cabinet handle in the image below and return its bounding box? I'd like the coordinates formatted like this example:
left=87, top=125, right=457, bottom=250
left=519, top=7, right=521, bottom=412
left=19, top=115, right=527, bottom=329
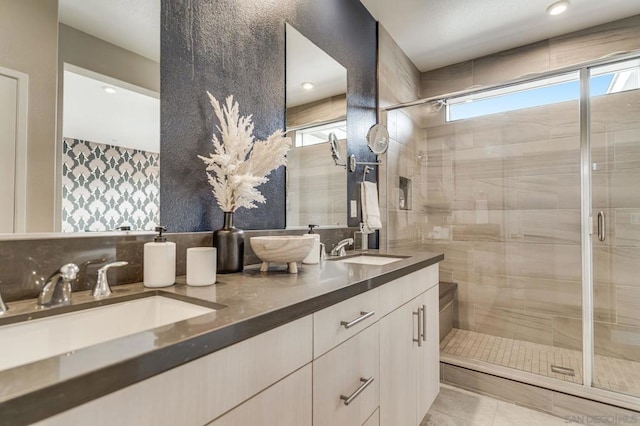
left=421, top=304, right=427, bottom=342
left=340, top=311, right=375, bottom=329
left=597, top=211, right=606, bottom=242
left=413, top=309, right=422, bottom=347
left=340, top=377, right=374, bottom=406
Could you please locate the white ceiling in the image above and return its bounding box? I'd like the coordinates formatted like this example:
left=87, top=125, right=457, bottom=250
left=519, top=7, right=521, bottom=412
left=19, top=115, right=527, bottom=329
left=63, top=70, right=160, bottom=153
left=59, top=0, right=160, bottom=62
left=286, top=25, right=347, bottom=108
left=361, top=0, right=640, bottom=72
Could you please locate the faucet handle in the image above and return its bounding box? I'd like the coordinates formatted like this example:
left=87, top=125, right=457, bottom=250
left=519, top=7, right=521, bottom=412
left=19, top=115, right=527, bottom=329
left=93, top=261, right=128, bottom=298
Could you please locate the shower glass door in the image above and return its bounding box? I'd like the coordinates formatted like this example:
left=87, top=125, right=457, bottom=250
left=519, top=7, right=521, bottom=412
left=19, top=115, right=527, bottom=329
left=590, top=58, right=640, bottom=398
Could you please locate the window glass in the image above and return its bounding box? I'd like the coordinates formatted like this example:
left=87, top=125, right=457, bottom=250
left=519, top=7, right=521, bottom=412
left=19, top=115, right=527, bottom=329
left=294, top=120, right=347, bottom=147
left=446, top=60, right=640, bottom=123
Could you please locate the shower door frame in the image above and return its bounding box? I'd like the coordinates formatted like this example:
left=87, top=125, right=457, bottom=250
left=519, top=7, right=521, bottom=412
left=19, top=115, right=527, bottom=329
left=381, top=51, right=640, bottom=411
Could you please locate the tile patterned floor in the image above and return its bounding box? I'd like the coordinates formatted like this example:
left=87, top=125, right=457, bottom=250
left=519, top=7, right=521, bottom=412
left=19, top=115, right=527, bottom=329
left=421, top=384, right=577, bottom=425
left=441, top=328, right=640, bottom=397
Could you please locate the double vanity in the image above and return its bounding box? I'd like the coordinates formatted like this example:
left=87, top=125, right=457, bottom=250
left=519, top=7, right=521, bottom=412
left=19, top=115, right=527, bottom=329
left=0, top=250, right=443, bottom=425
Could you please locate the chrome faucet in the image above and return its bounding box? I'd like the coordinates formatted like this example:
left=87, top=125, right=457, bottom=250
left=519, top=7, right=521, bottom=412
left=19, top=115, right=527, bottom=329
left=38, top=263, right=79, bottom=308
left=0, top=287, right=7, bottom=315
left=330, top=238, right=355, bottom=257
left=92, top=261, right=128, bottom=298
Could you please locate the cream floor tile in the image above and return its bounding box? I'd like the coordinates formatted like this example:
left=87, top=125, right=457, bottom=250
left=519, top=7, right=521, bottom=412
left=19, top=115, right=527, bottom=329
left=422, top=385, right=577, bottom=426
left=421, top=409, right=478, bottom=426
left=492, top=401, right=575, bottom=426
left=426, top=385, right=497, bottom=426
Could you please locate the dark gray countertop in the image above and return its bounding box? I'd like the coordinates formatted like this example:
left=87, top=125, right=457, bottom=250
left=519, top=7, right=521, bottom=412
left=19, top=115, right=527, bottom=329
left=0, top=249, right=443, bottom=425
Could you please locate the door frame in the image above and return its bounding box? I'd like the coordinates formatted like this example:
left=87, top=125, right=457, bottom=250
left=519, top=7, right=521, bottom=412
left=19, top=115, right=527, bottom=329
left=0, top=65, right=28, bottom=233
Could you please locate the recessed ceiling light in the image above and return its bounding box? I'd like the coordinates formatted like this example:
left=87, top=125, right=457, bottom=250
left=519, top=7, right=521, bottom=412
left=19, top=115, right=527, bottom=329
left=301, top=82, right=314, bottom=90
left=103, top=86, right=117, bottom=94
left=547, top=0, right=570, bottom=16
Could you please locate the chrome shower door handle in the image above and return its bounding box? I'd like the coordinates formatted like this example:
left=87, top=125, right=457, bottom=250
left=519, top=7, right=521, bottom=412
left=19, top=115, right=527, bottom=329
left=597, top=211, right=606, bottom=242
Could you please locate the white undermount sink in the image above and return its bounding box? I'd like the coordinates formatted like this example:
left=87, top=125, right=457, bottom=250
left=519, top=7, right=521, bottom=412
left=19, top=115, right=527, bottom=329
left=336, top=255, right=405, bottom=265
left=0, top=296, right=215, bottom=372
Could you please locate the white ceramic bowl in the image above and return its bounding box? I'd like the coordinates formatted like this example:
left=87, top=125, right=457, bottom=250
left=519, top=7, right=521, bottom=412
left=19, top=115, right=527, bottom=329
left=250, top=235, right=316, bottom=273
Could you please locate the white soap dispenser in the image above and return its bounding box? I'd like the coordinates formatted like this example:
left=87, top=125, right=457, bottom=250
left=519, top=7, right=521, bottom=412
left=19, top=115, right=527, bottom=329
left=144, top=226, right=176, bottom=288
left=354, top=222, right=369, bottom=251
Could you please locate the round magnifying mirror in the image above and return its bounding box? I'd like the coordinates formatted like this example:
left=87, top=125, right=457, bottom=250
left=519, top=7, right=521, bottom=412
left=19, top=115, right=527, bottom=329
left=366, top=124, right=390, bottom=155
left=329, top=132, right=341, bottom=161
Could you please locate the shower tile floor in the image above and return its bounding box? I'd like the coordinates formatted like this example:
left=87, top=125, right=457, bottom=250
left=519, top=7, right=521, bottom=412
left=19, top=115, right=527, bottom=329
left=441, top=328, right=640, bottom=397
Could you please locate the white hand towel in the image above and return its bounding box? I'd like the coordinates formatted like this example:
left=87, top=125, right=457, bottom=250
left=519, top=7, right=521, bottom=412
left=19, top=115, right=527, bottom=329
left=361, top=181, right=382, bottom=232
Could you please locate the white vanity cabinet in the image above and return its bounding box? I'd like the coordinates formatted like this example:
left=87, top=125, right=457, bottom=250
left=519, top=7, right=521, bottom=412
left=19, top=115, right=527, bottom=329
left=312, top=288, right=380, bottom=426
left=416, top=285, right=440, bottom=421
left=313, top=322, right=379, bottom=426
left=37, top=316, right=313, bottom=426
left=379, top=266, right=440, bottom=426
left=207, top=365, right=312, bottom=426
left=34, top=262, right=440, bottom=426
left=312, top=264, right=439, bottom=426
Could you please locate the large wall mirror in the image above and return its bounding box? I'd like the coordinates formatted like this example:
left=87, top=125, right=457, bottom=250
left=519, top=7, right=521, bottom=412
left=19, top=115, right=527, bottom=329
left=0, top=4, right=353, bottom=236
left=0, top=0, right=160, bottom=235
left=285, top=24, right=348, bottom=229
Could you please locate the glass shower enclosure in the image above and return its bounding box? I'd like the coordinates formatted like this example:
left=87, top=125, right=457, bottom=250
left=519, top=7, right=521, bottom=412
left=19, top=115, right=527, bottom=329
left=382, top=54, right=640, bottom=407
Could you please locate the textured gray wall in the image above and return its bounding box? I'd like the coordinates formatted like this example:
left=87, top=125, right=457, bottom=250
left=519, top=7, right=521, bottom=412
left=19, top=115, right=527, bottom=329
left=160, top=0, right=378, bottom=232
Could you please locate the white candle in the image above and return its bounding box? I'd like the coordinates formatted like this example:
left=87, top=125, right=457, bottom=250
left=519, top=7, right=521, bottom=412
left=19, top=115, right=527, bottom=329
left=186, top=247, right=217, bottom=286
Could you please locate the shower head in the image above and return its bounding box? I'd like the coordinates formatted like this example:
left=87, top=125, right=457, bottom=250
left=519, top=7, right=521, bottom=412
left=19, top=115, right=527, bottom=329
left=427, top=99, right=446, bottom=113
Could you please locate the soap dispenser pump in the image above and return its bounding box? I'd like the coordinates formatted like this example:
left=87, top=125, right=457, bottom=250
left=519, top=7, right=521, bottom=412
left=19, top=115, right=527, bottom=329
left=144, top=226, right=176, bottom=288
left=302, top=224, right=321, bottom=265
left=354, top=222, right=369, bottom=251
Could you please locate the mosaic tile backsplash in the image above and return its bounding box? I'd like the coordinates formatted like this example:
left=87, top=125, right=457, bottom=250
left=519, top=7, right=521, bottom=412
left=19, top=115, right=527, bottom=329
left=62, top=138, right=160, bottom=232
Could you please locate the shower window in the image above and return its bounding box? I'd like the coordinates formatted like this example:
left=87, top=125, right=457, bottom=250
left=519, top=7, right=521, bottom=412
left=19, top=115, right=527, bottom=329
left=293, top=120, right=346, bottom=147
left=446, top=72, right=581, bottom=121
left=445, top=66, right=637, bottom=122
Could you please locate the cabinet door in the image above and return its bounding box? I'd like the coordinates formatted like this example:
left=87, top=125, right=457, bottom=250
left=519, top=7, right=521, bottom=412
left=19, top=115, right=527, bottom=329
left=379, top=301, right=417, bottom=426
left=416, top=285, right=440, bottom=422
left=363, top=408, right=379, bottom=426
left=208, top=365, right=312, bottom=426
left=313, top=323, right=379, bottom=426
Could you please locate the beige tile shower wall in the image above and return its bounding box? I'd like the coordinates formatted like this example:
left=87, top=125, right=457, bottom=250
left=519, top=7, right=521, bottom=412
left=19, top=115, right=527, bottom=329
left=286, top=140, right=347, bottom=227
left=419, top=96, right=584, bottom=348
left=420, top=96, right=640, bottom=361
left=377, top=26, right=422, bottom=249
left=286, top=95, right=346, bottom=128
left=410, top=14, right=640, bottom=360
left=285, top=95, right=348, bottom=228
